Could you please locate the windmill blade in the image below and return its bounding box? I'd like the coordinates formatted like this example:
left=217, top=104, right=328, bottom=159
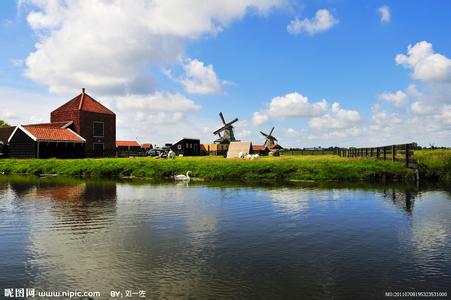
left=219, top=112, right=226, bottom=125
left=272, top=136, right=278, bottom=142
left=269, top=127, right=275, bottom=136
left=226, top=118, right=238, bottom=126
left=213, top=125, right=228, bottom=135
left=260, top=131, right=268, bottom=137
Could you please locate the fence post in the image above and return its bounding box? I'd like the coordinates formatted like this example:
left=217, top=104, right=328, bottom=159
left=392, top=145, right=396, bottom=161
left=405, top=144, right=410, bottom=167
left=376, top=148, right=380, bottom=160
left=383, top=147, right=387, bottom=160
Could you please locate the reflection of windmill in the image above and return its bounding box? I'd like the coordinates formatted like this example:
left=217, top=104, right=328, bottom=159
left=260, top=127, right=278, bottom=148
left=213, top=112, right=238, bottom=144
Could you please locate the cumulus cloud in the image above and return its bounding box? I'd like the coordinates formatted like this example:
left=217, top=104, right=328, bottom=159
left=379, top=90, right=407, bottom=108
left=252, top=111, right=270, bottom=126
left=174, top=58, right=228, bottom=94
left=21, top=0, right=281, bottom=95
left=287, top=9, right=338, bottom=36
left=396, top=41, right=451, bottom=82
left=377, top=5, right=390, bottom=23
left=308, top=102, right=360, bottom=129
left=252, top=92, right=328, bottom=125
left=116, top=92, right=200, bottom=113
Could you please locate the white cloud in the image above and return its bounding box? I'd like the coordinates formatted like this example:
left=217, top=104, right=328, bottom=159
left=379, top=90, right=407, bottom=108
left=238, top=129, right=252, bottom=138
left=116, top=92, right=200, bottom=113
left=377, top=5, right=390, bottom=23
left=396, top=41, right=451, bottom=82
left=179, top=58, right=228, bottom=94
left=268, top=92, right=328, bottom=118
left=21, top=0, right=282, bottom=95
left=411, top=101, right=435, bottom=115
left=252, top=92, right=328, bottom=125
left=308, top=102, right=360, bottom=129
left=252, top=111, right=270, bottom=125
left=287, top=9, right=338, bottom=36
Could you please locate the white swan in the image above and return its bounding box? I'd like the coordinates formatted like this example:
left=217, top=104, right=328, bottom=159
left=174, top=171, right=192, bottom=181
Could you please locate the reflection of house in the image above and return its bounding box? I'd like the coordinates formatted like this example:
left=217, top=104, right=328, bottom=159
left=171, top=138, right=200, bottom=156
left=116, top=140, right=143, bottom=157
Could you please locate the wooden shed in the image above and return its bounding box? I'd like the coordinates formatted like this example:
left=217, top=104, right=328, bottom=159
left=201, top=143, right=229, bottom=156
left=116, top=141, right=143, bottom=157
left=7, top=124, right=86, bottom=158
left=252, top=145, right=269, bottom=156
left=171, top=138, right=200, bottom=156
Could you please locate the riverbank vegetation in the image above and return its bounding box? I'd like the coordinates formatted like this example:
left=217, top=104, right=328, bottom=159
left=0, top=150, right=448, bottom=183
left=413, top=149, right=451, bottom=183
left=0, top=155, right=416, bottom=182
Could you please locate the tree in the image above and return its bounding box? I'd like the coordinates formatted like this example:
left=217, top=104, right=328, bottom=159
left=0, top=120, right=10, bottom=128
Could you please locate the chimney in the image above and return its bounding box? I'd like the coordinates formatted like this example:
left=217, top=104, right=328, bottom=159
left=82, top=88, right=85, bottom=94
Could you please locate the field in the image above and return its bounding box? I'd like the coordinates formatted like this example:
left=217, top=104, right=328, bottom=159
left=0, top=150, right=449, bottom=183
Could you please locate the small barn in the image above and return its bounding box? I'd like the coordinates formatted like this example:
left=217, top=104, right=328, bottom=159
left=269, top=144, right=284, bottom=150
left=116, top=141, right=143, bottom=157
left=226, top=141, right=253, bottom=158
left=171, top=138, right=200, bottom=156
left=7, top=124, right=85, bottom=158
left=252, top=145, right=269, bottom=156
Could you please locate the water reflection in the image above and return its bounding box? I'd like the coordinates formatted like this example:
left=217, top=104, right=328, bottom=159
left=0, top=176, right=450, bottom=298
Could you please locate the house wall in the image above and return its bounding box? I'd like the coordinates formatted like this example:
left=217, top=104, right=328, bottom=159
left=38, top=142, right=84, bottom=158
left=51, top=110, right=116, bottom=157
left=79, top=111, right=116, bottom=157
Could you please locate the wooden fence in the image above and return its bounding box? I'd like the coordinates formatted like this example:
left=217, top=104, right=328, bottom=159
left=280, top=149, right=337, bottom=155
left=337, top=143, right=417, bottom=167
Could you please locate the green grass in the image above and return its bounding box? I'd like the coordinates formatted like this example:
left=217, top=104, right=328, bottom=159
left=413, top=149, right=451, bottom=182
left=0, top=155, right=417, bottom=183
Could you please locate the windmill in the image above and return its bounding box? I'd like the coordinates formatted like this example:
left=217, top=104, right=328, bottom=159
left=260, top=127, right=278, bottom=148
left=213, top=112, right=238, bottom=144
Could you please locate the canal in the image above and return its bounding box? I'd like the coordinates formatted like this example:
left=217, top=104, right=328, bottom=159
left=0, top=176, right=450, bottom=298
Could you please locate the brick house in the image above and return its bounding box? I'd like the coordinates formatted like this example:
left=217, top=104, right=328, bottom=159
left=51, top=89, right=116, bottom=157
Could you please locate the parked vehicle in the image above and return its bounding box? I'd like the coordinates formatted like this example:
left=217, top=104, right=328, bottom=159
left=146, top=147, right=170, bottom=157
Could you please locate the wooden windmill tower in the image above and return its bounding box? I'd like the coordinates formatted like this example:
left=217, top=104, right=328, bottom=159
left=213, top=112, right=239, bottom=144
left=260, top=127, right=278, bottom=148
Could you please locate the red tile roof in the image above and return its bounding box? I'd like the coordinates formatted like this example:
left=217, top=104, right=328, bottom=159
left=252, top=145, right=268, bottom=151
left=116, top=140, right=141, bottom=147
left=52, top=90, right=115, bottom=115
left=141, top=143, right=152, bottom=149
left=22, top=125, right=85, bottom=143
left=22, top=121, right=72, bottom=128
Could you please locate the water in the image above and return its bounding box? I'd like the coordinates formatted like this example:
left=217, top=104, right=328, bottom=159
left=0, top=176, right=450, bottom=299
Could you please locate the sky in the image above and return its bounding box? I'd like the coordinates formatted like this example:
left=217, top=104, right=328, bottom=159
left=0, top=0, right=450, bottom=148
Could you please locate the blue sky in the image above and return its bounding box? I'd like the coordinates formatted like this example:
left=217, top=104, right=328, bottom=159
left=0, top=0, right=450, bottom=147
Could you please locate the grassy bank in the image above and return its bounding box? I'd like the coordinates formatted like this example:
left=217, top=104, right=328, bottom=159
left=413, top=149, right=451, bottom=183
left=0, top=155, right=417, bottom=183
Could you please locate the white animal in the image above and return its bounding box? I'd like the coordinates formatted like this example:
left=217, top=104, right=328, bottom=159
left=175, top=171, right=192, bottom=181
left=168, top=150, right=176, bottom=159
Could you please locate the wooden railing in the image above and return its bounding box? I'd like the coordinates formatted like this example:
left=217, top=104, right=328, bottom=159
left=337, top=143, right=417, bottom=167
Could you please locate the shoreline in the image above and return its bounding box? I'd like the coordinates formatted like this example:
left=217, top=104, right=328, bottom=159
left=1, top=153, right=449, bottom=184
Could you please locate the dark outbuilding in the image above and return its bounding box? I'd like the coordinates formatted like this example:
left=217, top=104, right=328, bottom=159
left=171, top=138, right=200, bottom=156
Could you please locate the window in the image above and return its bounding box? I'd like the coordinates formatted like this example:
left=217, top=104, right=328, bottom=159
left=93, top=122, right=104, bottom=137
left=178, top=144, right=182, bottom=150
left=93, top=143, right=104, bottom=157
